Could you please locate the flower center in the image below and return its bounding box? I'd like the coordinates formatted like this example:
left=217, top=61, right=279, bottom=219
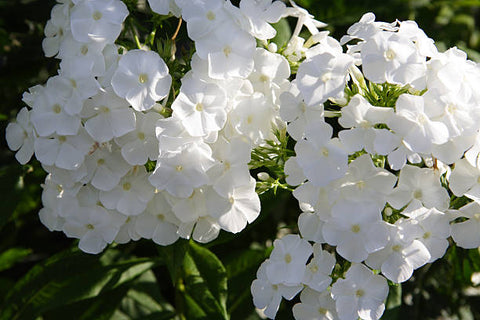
left=318, top=307, right=328, bottom=315
left=259, top=74, right=269, bottom=82
left=309, top=264, right=318, bottom=273
left=423, top=232, right=431, bottom=239
left=356, top=289, right=365, bottom=297
left=321, top=147, right=329, bottom=157
left=157, top=214, right=165, bottom=221
left=100, top=106, right=110, bottom=113
left=58, top=136, right=67, bottom=143
left=195, top=103, right=204, bottom=112
left=81, top=45, right=89, bottom=55
left=137, top=132, right=145, bottom=140
left=351, top=224, right=361, bottom=233
left=356, top=180, right=366, bottom=190
left=70, top=79, right=77, bottom=88
left=176, top=165, right=183, bottom=172
left=284, top=253, right=292, bottom=263
left=139, top=73, right=149, bottom=84
left=92, top=11, right=102, bottom=21
left=206, top=11, right=215, bottom=21
left=223, top=46, right=232, bottom=57
left=123, top=182, right=131, bottom=191
left=321, top=72, right=332, bottom=82
left=392, top=244, right=402, bottom=252
left=385, top=49, right=396, bottom=60
left=97, top=158, right=105, bottom=165
left=52, top=104, right=62, bottom=114
left=413, top=189, right=423, bottom=199
left=86, top=223, right=95, bottom=230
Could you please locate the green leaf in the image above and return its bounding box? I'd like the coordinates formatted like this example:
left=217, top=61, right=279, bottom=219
left=271, top=19, right=292, bottom=49
left=0, top=248, right=32, bottom=272
left=157, top=239, right=189, bottom=284
left=114, top=270, right=177, bottom=319
left=0, top=248, right=159, bottom=320
left=225, top=248, right=270, bottom=317
left=181, top=241, right=228, bottom=320
left=382, top=284, right=402, bottom=320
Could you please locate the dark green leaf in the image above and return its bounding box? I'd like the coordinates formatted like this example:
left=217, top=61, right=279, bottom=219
left=382, top=284, right=402, bottom=320
left=182, top=241, right=228, bottom=320
left=0, top=248, right=159, bottom=320
left=0, top=247, right=32, bottom=272
left=114, top=270, right=176, bottom=319
left=157, top=239, right=189, bottom=284
left=271, top=19, right=292, bottom=49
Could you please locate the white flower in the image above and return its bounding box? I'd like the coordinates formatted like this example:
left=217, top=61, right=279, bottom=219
left=361, top=31, right=426, bottom=89
left=148, top=0, right=180, bottom=16
left=207, top=135, right=252, bottom=197
left=70, top=0, right=129, bottom=44
left=171, top=76, right=227, bottom=137
left=403, top=206, right=450, bottom=262
left=389, top=94, right=449, bottom=154
left=177, top=0, right=228, bottom=40
left=293, top=287, right=339, bottom=320
left=388, top=165, right=449, bottom=211
left=323, top=201, right=389, bottom=263
left=30, top=85, right=80, bottom=137
left=338, top=94, right=393, bottom=154
left=34, top=128, right=93, bottom=170
left=251, top=260, right=303, bottom=319
left=215, top=177, right=260, bottom=233
left=366, top=223, right=430, bottom=283
left=135, top=192, right=180, bottom=245
left=334, top=154, right=397, bottom=208
left=279, top=80, right=324, bottom=141
left=238, top=0, right=286, bottom=40
left=111, top=49, right=172, bottom=111
left=84, top=145, right=132, bottom=192
left=58, top=34, right=107, bottom=76
left=55, top=59, right=101, bottom=115
left=450, top=201, right=480, bottom=249
left=42, top=3, right=71, bottom=57
left=266, top=234, right=313, bottom=286
left=229, top=93, right=276, bottom=145
left=63, top=185, right=126, bottom=254
left=6, top=107, right=35, bottom=165
left=83, top=88, right=136, bottom=143
left=149, top=142, right=214, bottom=198
left=331, top=263, right=389, bottom=320
left=297, top=51, right=353, bottom=106
left=115, top=111, right=162, bottom=165
left=99, top=166, right=155, bottom=216
left=302, top=243, right=335, bottom=292
left=294, top=120, right=348, bottom=187
left=449, top=158, right=480, bottom=201
left=195, top=20, right=256, bottom=80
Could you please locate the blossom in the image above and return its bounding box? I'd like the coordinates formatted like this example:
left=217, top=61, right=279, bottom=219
left=5, top=107, right=35, bottom=165
left=70, top=0, right=129, bottom=44
left=266, top=234, right=313, bottom=286
left=294, top=120, right=348, bottom=187
left=450, top=201, right=480, bottom=249
left=293, top=288, right=339, bottom=320
left=111, top=49, right=172, bottom=111
left=331, top=263, right=389, bottom=320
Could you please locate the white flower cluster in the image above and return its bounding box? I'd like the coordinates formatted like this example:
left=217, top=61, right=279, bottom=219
left=5, top=0, right=296, bottom=254
left=7, top=1, right=480, bottom=319
left=251, top=11, right=480, bottom=320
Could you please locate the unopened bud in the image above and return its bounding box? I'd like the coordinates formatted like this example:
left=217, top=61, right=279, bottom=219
left=257, top=172, right=270, bottom=181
